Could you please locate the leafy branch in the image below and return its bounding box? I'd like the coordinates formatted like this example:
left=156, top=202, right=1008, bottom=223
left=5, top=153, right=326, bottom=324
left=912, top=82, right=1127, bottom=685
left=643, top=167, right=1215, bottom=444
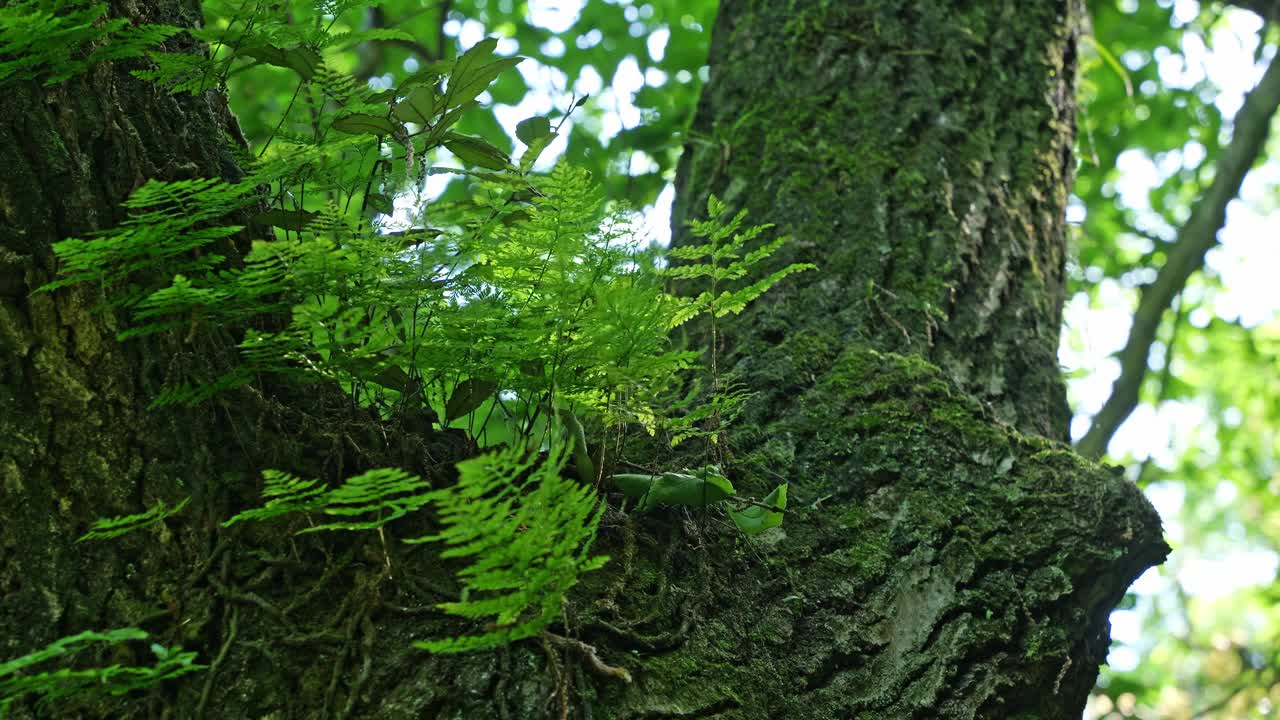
left=1077, top=51, right=1280, bottom=458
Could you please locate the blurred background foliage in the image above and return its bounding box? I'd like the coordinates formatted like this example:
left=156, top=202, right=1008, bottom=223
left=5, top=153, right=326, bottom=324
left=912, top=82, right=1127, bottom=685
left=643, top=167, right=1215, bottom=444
left=220, top=0, right=715, bottom=213
left=1069, top=2, right=1280, bottom=718
left=211, top=0, right=1279, bottom=716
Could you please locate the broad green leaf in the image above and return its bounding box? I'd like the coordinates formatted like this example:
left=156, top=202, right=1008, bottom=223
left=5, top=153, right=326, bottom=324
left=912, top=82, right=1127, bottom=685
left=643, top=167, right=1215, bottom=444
left=430, top=102, right=477, bottom=139
left=611, top=467, right=736, bottom=511
left=516, top=115, right=552, bottom=145
left=393, top=86, right=440, bottom=124
left=331, top=113, right=398, bottom=136
left=446, top=40, right=523, bottom=108
left=445, top=377, right=499, bottom=422
left=519, top=132, right=557, bottom=173
left=448, top=57, right=523, bottom=107
left=399, top=61, right=452, bottom=91
left=449, top=37, right=498, bottom=87
left=611, top=473, right=657, bottom=499
left=726, top=484, right=787, bottom=535
left=443, top=132, right=511, bottom=170
left=238, top=44, right=321, bottom=81
left=645, top=469, right=735, bottom=509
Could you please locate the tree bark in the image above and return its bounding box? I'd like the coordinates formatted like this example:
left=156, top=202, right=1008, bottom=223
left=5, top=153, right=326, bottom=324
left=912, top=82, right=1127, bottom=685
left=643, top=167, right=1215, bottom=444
left=0, top=0, right=246, bottom=666
left=0, top=0, right=1167, bottom=718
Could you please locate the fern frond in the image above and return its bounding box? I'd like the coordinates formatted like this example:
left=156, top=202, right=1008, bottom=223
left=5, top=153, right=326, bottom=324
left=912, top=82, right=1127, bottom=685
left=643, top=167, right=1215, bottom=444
left=0, top=0, right=178, bottom=86
left=322, top=28, right=416, bottom=50
left=222, top=468, right=429, bottom=534
left=132, top=52, right=228, bottom=94
left=0, top=628, right=204, bottom=714
left=712, top=262, right=817, bottom=317
left=410, top=435, right=608, bottom=654
left=77, top=498, right=191, bottom=542
left=221, top=470, right=328, bottom=527
left=300, top=468, right=431, bottom=533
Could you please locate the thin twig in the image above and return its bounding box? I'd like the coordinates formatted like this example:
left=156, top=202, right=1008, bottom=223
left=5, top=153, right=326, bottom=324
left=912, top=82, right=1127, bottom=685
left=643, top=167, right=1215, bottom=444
left=730, top=496, right=792, bottom=516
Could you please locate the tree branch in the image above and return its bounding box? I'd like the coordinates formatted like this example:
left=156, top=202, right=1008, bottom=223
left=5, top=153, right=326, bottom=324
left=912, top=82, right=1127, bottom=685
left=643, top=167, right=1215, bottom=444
left=353, top=6, right=438, bottom=80
left=1076, top=52, right=1280, bottom=459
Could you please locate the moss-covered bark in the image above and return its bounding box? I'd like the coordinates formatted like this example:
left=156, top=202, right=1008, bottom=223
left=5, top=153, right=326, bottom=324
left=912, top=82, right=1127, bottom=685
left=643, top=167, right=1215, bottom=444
left=572, top=349, right=1164, bottom=718
left=646, top=0, right=1169, bottom=716
left=0, top=0, right=1166, bottom=718
left=0, top=3, right=470, bottom=717
left=0, top=0, right=245, bottom=666
left=674, top=0, right=1081, bottom=440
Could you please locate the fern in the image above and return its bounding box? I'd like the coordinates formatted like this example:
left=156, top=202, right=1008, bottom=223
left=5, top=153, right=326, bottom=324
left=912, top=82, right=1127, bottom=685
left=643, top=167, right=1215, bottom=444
left=0, top=628, right=203, bottom=716
left=131, top=52, right=229, bottom=95
left=41, top=176, right=256, bottom=297
left=37, top=15, right=813, bottom=663
left=665, top=194, right=816, bottom=326
left=220, top=470, right=329, bottom=527
left=77, top=497, right=191, bottom=542
left=0, top=0, right=178, bottom=86
left=409, top=435, right=608, bottom=653
left=223, top=468, right=430, bottom=534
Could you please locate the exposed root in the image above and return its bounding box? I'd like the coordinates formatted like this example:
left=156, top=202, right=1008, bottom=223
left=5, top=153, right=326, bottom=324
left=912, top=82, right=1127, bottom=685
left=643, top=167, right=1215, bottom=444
left=195, top=606, right=239, bottom=720
left=541, top=631, right=632, bottom=684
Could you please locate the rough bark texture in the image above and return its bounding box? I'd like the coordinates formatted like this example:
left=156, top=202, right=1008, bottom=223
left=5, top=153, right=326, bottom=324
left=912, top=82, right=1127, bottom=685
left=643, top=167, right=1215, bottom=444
left=646, top=0, right=1169, bottom=716
left=0, top=3, right=471, bottom=717
left=0, top=0, right=242, bottom=664
left=674, top=0, right=1078, bottom=442
left=0, top=0, right=1168, bottom=718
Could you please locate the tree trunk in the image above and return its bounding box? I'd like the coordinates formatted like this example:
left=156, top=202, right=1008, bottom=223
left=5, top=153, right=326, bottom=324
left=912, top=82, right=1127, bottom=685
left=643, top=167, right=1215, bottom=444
left=0, top=0, right=1167, bottom=718
left=0, top=0, right=248, bottom=671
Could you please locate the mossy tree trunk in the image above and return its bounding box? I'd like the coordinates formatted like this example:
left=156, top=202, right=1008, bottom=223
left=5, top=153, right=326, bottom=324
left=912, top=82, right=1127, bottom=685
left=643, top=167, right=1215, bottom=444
left=644, top=0, right=1167, bottom=716
left=0, top=0, right=1166, bottom=718
left=0, top=0, right=249, bottom=670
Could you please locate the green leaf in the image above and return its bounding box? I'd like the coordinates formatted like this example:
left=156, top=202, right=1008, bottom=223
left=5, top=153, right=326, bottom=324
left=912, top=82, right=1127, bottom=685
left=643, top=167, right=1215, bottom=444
left=393, top=86, right=440, bottom=124
left=249, top=209, right=319, bottom=231
left=726, top=484, right=787, bottom=535
left=515, top=116, right=552, bottom=145
left=443, top=132, right=511, bottom=170
left=611, top=466, right=736, bottom=511
left=445, top=41, right=523, bottom=108
left=332, top=113, right=399, bottom=136
left=371, top=361, right=409, bottom=389
left=398, top=60, right=452, bottom=91
left=645, top=468, right=736, bottom=509
left=519, top=132, right=557, bottom=172
left=611, top=473, right=657, bottom=499
left=238, top=44, right=322, bottom=81
left=430, top=102, right=476, bottom=139
left=445, top=377, right=499, bottom=422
